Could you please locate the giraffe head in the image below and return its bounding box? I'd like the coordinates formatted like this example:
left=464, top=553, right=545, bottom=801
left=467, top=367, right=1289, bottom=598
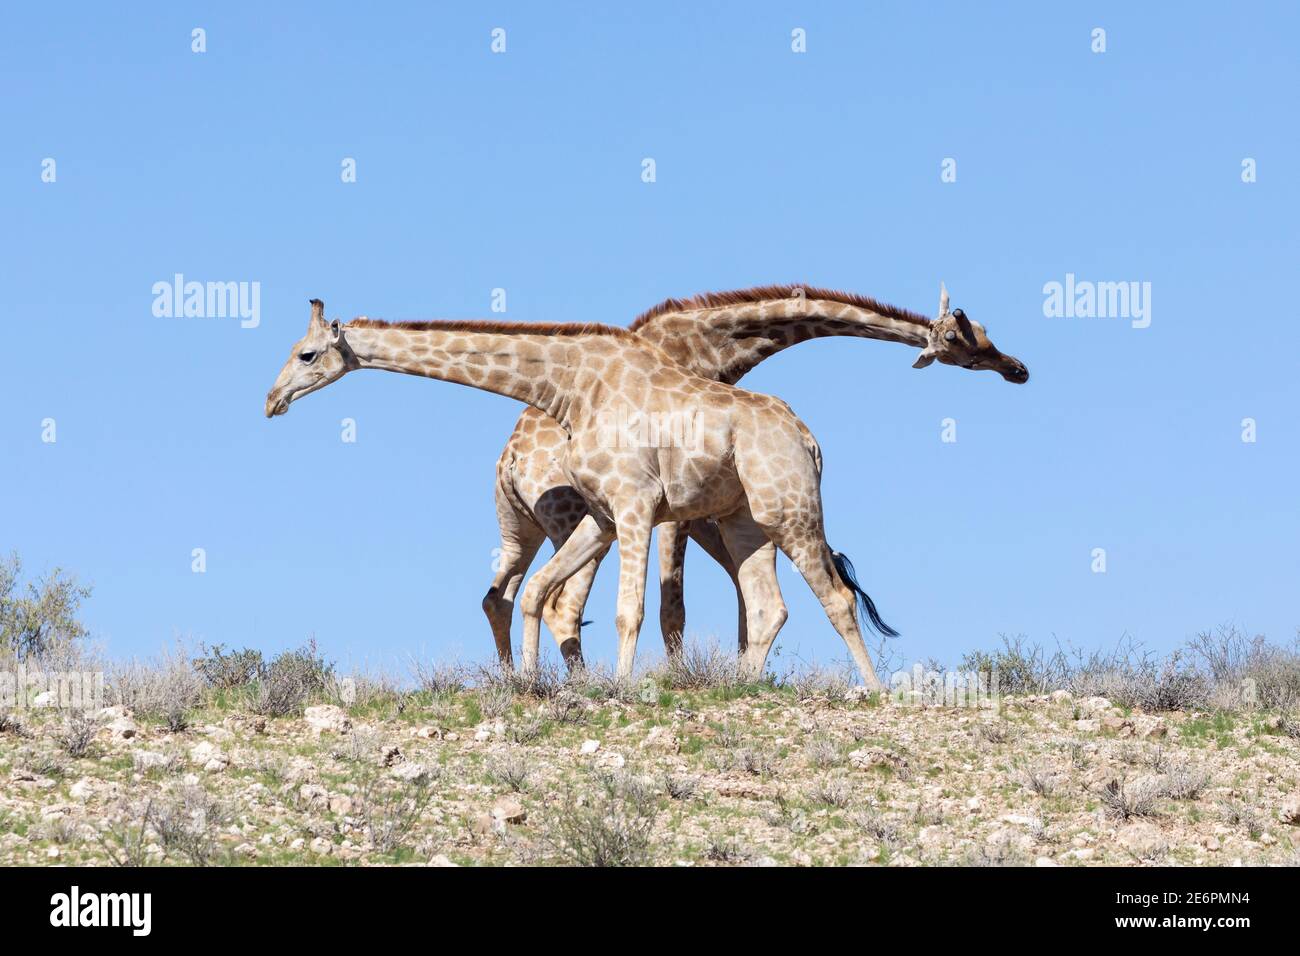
left=912, top=283, right=1029, bottom=383
left=264, top=299, right=352, bottom=417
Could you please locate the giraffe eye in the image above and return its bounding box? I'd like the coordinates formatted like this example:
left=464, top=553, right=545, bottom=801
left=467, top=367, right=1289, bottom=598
left=299, top=351, right=317, bottom=364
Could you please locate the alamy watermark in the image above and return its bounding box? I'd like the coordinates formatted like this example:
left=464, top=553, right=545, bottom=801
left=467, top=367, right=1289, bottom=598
left=152, top=273, right=260, bottom=328
left=1, top=664, right=104, bottom=711
left=596, top=407, right=704, bottom=450
left=889, top=664, right=1001, bottom=710
left=1042, top=273, right=1151, bottom=329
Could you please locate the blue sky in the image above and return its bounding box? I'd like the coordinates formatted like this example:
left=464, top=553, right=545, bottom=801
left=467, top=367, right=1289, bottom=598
left=2, top=2, right=1297, bottom=674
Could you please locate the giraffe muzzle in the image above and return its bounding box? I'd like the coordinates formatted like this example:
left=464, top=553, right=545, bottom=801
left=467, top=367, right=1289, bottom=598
left=265, top=392, right=290, bottom=417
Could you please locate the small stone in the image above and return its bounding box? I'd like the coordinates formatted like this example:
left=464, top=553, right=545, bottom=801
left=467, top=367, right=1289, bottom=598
left=1077, top=696, right=1117, bottom=718
left=1101, top=715, right=1134, bottom=736
left=641, top=725, right=679, bottom=752
left=329, top=795, right=354, bottom=815
left=848, top=747, right=907, bottom=771
left=1049, top=690, right=1074, bottom=704
left=965, top=796, right=982, bottom=813
left=46, top=846, right=60, bottom=859
left=1073, top=719, right=1100, bottom=733
left=1133, top=715, right=1167, bottom=739
left=1277, top=795, right=1300, bottom=825
left=473, top=728, right=493, bottom=742
left=491, top=798, right=526, bottom=825
left=32, top=691, right=58, bottom=708
left=1260, top=832, right=1276, bottom=845
left=189, top=741, right=229, bottom=772
left=390, top=762, right=429, bottom=784
left=309, top=837, right=333, bottom=856
left=1117, top=821, right=1167, bottom=858
left=105, top=717, right=138, bottom=740
left=132, top=751, right=173, bottom=772
left=412, top=726, right=443, bottom=740
left=579, top=739, right=601, bottom=755
left=429, top=854, right=458, bottom=867
left=289, top=838, right=305, bottom=851
left=304, top=705, right=352, bottom=735
left=69, top=779, right=94, bottom=801
left=299, top=784, right=329, bottom=808
left=1034, top=856, right=1058, bottom=867
left=597, top=751, right=626, bottom=770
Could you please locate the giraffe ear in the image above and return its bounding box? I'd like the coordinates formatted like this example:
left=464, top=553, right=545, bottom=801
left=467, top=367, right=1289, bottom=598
left=329, top=319, right=342, bottom=344
left=912, top=347, right=938, bottom=369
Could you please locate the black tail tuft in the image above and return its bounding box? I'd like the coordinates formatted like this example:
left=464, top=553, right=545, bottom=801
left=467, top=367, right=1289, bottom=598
left=831, top=551, right=899, bottom=638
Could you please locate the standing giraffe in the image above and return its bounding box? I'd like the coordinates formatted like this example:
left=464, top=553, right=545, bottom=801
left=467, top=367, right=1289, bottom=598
left=486, top=284, right=1030, bottom=667
left=265, top=296, right=1005, bottom=687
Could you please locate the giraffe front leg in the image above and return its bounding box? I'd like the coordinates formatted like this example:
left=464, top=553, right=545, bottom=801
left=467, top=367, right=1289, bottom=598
left=656, top=522, right=689, bottom=657
left=541, top=545, right=610, bottom=670
left=716, top=512, right=786, bottom=681
left=686, top=518, right=747, bottom=653
left=482, top=503, right=546, bottom=667
left=613, top=503, right=655, bottom=681
left=519, top=515, right=613, bottom=672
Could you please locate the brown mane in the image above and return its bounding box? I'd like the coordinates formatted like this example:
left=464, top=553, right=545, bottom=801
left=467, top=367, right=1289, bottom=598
left=628, top=284, right=931, bottom=331
left=345, top=317, right=631, bottom=338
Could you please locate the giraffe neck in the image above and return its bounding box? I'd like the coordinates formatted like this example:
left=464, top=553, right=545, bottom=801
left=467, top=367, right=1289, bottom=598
left=635, top=296, right=931, bottom=384
left=341, top=321, right=612, bottom=425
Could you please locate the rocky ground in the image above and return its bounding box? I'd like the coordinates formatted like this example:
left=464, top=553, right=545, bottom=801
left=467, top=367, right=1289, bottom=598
left=2, top=682, right=1298, bottom=866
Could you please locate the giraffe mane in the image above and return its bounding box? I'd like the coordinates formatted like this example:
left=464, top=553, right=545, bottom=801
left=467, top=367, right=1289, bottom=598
left=628, top=284, right=932, bottom=331
left=345, top=317, right=633, bottom=338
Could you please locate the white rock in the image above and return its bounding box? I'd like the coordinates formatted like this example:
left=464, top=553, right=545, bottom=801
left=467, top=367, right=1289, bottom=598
left=32, top=691, right=58, bottom=708
left=133, top=751, right=173, bottom=772
left=597, top=751, right=626, bottom=770
left=579, top=739, right=601, bottom=755
left=304, top=705, right=352, bottom=735
left=390, top=762, right=429, bottom=784
left=1277, top=794, right=1300, bottom=825
left=299, top=784, right=329, bottom=808
left=1077, top=696, right=1117, bottom=718
left=189, top=741, right=229, bottom=772
left=105, top=716, right=138, bottom=740
left=491, top=798, right=526, bottom=825
left=429, top=854, right=458, bottom=867
left=1117, top=821, right=1167, bottom=858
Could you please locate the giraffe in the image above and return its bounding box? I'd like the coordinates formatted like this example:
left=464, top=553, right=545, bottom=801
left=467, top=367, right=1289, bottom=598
left=485, top=283, right=1030, bottom=667
left=264, top=296, right=990, bottom=688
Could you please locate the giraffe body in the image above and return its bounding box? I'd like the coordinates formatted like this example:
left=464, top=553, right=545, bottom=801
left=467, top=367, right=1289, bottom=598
left=484, top=285, right=1029, bottom=666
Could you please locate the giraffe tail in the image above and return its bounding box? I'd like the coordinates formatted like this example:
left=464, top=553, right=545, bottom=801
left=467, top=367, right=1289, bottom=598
left=831, top=551, right=899, bottom=638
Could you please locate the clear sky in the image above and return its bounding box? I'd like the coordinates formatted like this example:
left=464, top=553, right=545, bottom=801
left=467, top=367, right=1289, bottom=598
left=2, top=2, right=1297, bottom=675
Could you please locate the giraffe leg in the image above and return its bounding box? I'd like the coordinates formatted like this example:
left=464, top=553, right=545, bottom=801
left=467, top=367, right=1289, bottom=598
left=771, top=529, right=885, bottom=692
left=611, top=502, right=656, bottom=680
left=481, top=491, right=547, bottom=667
left=715, top=512, right=786, bottom=680
left=656, top=523, right=690, bottom=657
left=520, top=515, right=614, bottom=672
left=685, top=518, right=748, bottom=653
left=541, top=545, right=611, bottom=669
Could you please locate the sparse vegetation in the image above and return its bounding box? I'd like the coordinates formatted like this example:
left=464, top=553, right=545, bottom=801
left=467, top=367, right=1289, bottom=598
left=1, top=563, right=1296, bottom=869
left=0, top=552, right=91, bottom=661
